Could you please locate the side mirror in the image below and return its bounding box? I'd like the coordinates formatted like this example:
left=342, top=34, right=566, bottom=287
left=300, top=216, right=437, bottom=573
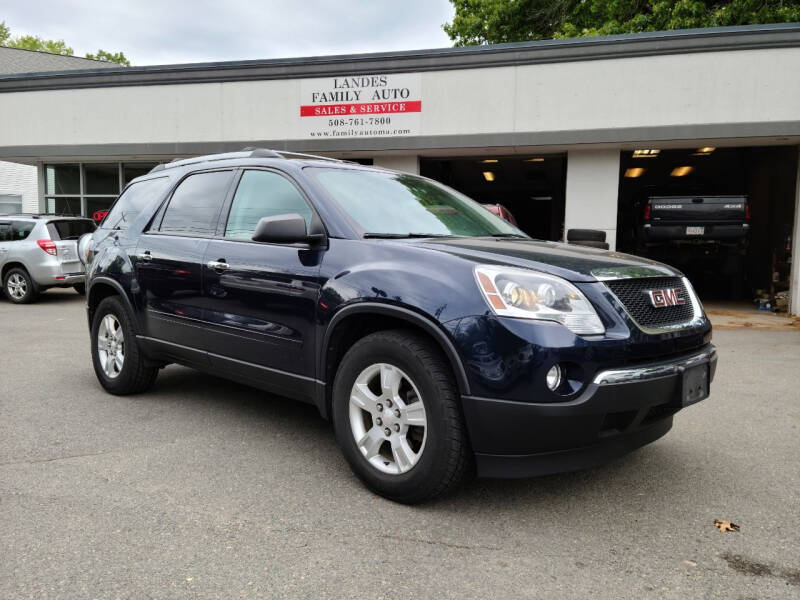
left=252, top=214, right=323, bottom=245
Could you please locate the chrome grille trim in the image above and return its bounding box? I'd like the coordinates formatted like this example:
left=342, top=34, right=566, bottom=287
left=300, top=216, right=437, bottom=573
left=603, top=276, right=706, bottom=334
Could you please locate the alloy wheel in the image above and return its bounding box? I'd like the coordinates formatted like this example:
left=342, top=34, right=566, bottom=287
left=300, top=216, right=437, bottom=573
left=7, top=273, right=27, bottom=300
left=97, top=314, right=125, bottom=379
left=348, top=363, right=428, bottom=475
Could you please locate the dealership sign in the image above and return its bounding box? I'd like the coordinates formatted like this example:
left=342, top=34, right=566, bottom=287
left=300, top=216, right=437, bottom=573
left=299, top=73, right=422, bottom=139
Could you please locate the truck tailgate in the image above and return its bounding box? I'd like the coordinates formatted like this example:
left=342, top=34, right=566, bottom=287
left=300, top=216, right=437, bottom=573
left=650, top=196, right=746, bottom=223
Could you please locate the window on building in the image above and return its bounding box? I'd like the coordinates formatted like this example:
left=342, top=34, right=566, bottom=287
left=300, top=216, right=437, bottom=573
left=46, top=197, right=82, bottom=215
left=44, top=162, right=158, bottom=218
left=224, top=170, right=313, bottom=239
left=0, top=194, right=22, bottom=214
left=159, top=171, right=233, bottom=236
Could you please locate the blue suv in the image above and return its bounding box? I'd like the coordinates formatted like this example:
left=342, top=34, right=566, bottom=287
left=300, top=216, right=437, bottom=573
left=82, top=149, right=716, bottom=503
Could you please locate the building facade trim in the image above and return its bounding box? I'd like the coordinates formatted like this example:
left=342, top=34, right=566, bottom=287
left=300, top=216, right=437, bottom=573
left=2, top=120, right=799, bottom=161
left=1, top=24, right=799, bottom=93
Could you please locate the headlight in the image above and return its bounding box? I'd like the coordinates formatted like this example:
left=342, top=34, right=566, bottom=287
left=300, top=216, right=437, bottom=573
left=474, top=265, right=605, bottom=335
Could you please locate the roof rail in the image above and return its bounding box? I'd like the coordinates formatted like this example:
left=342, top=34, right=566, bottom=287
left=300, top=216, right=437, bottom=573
left=148, top=147, right=348, bottom=173
left=0, top=212, right=83, bottom=218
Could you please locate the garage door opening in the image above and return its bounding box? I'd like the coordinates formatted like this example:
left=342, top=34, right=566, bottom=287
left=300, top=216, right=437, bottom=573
left=420, top=154, right=567, bottom=241
left=616, top=146, right=797, bottom=305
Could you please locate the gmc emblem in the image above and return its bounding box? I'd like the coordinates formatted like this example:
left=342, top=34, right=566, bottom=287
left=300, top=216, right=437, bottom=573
left=646, top=288, right=686, bottom=308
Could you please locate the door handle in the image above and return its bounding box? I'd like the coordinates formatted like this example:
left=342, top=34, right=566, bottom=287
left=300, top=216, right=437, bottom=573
left=207, top=260, right=229, bottom=272
left=138, top=250, right=152, bottom=262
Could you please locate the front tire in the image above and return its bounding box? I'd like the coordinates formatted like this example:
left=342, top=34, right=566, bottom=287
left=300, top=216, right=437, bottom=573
left=90, top=296, right=157, bottom=395
left=332, top=330, right=471, bottom=503
left=4, top=267, right=38, bottom=304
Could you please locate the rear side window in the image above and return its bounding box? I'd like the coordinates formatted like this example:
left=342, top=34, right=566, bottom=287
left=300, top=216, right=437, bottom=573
left=47, top=219, right=96, bottom=240
left=159, top=171, right=233, bottom=236
left=224, top=170, right=313, bottom=240
left=0, top=220, right=35, bottom=241
left=102, top=177, right=170, bottom=231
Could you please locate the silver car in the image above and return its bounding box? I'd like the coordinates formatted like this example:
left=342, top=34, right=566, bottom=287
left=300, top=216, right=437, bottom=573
left=0, top=214, right=96, bottom=303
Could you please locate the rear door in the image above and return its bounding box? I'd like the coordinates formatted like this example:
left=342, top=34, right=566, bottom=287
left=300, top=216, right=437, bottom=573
left=200, top=168, right=324, bottom=396
left=134, top=169, right=235, bottom=356
left=0, top=221, right=11, bottom=265
left=46, top=219, right=96, bottom=275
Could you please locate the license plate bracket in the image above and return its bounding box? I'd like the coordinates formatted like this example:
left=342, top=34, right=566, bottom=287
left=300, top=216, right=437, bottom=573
left=686, top=226, right=705, bottom=235
left=681, top=364, right=709, bottom=406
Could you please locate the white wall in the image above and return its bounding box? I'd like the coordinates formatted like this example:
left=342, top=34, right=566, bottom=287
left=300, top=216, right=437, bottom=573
left=564, top=150, right=621, bottom=250
left=1, top=47, right=799, bottom=148
left=372, top=155, right=419, bottom=174
left=0, top=160, right=38, bottom=212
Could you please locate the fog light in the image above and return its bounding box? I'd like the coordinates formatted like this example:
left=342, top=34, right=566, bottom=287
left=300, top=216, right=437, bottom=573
left=546, top=364, right=563, bottom=391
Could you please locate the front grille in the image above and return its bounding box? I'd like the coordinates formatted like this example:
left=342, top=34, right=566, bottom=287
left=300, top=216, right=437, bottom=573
left=604, top=277, right=695, bottom=330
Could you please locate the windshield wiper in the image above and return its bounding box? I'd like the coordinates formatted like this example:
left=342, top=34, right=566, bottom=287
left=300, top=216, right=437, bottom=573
left=363, top=232, right=457, bottom=239
left=488, top=233, right=528, bottom=238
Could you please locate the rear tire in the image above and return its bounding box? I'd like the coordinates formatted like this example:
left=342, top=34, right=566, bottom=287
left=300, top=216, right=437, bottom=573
left=73, top=283, right=86, bottom=295
left=90, top=296, right=158, bottom=395
left=3, top=267, right=38, bottom=304
left=332, top=330, right=472, bottom=503
left=567, top=228, right=606, bottom=243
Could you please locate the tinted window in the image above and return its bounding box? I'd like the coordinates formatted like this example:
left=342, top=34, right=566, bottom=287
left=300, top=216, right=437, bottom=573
left=0, top=221, right=35, bottom=241
left=160, top=171, right=233, bottom=236
left=102, top=177, right=170, bottom=231
left=224, top=170, right=313, bottom=240
left=48, top=219, right=95, bottom=240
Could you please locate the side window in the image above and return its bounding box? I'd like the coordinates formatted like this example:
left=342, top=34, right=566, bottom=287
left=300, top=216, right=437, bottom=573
left=159, top=171, right=234, bottom=236
left=11, top=221, right=35, bottom=241
left=102, top=177, right=170, bottom=231
left=224, top=170, right=313, bottom=240
left=0, top=221, right=11, bottom=242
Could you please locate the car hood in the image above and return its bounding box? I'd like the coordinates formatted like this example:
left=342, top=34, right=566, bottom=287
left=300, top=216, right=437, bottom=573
left=405, top=237, right=682, bottom=282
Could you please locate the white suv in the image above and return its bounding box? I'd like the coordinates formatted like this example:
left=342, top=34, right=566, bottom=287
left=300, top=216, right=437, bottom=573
left=0, top=215, right=96, bottom=303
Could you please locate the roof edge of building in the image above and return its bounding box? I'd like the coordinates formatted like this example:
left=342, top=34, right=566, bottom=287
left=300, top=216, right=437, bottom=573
left=1, top=23, right=799, bottom=92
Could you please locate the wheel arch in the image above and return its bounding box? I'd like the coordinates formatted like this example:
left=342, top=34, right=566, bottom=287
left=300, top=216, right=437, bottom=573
left=87, top=277, right=140, bottom=334
left=1, top=261, right=30, bottom=282
left=319, top=303, right=470, bottom=419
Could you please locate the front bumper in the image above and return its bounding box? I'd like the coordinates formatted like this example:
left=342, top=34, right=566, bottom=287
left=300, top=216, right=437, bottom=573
left=462, top=345, right=717, bottom=478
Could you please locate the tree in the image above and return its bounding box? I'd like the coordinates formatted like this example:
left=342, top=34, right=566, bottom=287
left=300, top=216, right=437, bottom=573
left=0, top=21, right=130, bottom=65
left=444, top=0, right=800, bottom=45
left=85, top=49, right=130, bottom=66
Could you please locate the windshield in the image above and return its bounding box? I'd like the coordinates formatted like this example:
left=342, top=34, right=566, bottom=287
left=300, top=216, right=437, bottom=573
left=308, top=167, right=526, bottom=238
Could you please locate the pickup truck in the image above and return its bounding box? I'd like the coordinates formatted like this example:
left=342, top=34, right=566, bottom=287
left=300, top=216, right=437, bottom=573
left=642, top=195, right=750, bottom=243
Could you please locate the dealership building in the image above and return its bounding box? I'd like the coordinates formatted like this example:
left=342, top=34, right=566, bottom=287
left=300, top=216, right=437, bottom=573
left=0, top=24, right=798, bottom=313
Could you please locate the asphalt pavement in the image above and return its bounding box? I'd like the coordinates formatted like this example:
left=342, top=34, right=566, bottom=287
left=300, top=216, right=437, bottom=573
left=1, top=289, right=798, bottom=599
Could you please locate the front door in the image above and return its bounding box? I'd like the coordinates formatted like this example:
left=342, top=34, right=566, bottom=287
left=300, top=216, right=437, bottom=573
left=134, top=169, right=234, bottom=358
left=200, top=169, right=324, bottom=397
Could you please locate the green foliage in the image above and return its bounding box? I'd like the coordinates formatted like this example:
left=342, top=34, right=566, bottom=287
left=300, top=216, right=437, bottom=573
left=444, top=0, right=800, bottom=44
left=5, top=33, right=74, bottom=55
left=85, top=49, right=130, bottom=66
left=0, top=20, right=130, bottom=64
